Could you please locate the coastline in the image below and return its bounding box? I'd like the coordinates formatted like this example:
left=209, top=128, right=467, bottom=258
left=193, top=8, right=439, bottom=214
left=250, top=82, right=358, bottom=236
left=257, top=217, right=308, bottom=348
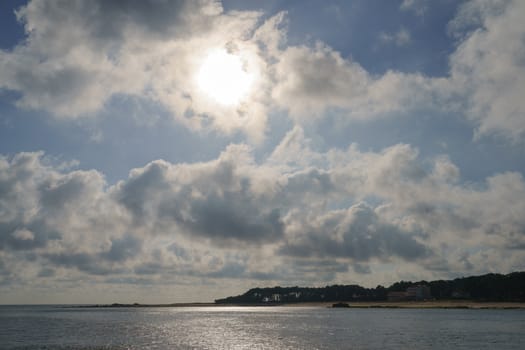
left=79, top=300, right=525, bottom=309
left=281, top=301, right=525, bottom=309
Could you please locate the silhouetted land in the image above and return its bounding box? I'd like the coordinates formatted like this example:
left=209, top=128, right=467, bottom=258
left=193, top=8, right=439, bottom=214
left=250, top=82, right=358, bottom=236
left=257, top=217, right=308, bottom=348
left=214, top=272, right=525, bottom=304
left=79, top=302, right=216, bottom=308
left=83, top=272, right=525, bottom=309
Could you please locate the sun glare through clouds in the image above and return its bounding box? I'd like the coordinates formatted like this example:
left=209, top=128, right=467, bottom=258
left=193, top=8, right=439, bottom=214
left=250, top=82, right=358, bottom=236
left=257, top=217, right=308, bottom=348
left=196, top=49, right=254, bottom=106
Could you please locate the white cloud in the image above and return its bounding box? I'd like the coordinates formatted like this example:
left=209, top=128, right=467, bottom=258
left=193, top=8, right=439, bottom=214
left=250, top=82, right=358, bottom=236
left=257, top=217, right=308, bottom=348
left=447, top=0, right=511, bottom=37
left=271, top=44, right=370, bottom=118
left=1, top=128, right=525, bottom=293
left=379, top=28, right=412, bottom=47
left=400, top=0, right=428, bottom=17
left=272, top=42, right=452, bottom=122
left=112, top=145, right=286, bottom=245
left=271, top=0, right=525, bottom=139
left=0, top=0, right=278, bottom=141
left=2, top=0, right=524, bottom=141
left=11, top=229, right=34, bottom=241
left=449, top=0, right=525, bottom=139
left=1, top=1, right=525, bottom=300
left=281, top=202, right=430, bottom=262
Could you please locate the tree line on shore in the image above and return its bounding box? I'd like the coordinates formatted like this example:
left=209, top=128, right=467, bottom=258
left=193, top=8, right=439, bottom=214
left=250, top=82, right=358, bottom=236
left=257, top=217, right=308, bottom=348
left=214, top=272, right=525, bottom=304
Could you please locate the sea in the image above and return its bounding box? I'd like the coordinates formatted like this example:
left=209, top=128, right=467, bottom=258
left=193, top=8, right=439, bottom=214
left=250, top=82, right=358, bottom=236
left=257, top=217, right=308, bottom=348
left=1, top=305, right=524, bottom=349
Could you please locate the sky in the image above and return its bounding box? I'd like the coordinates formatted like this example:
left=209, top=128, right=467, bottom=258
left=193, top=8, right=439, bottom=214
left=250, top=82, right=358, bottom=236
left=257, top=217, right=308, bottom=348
left=0, top=0, right=524, bottom=304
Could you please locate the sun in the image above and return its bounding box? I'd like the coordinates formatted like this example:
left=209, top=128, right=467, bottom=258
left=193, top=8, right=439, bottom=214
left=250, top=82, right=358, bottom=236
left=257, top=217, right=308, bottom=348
left=196, top=49, right=254, bottom=106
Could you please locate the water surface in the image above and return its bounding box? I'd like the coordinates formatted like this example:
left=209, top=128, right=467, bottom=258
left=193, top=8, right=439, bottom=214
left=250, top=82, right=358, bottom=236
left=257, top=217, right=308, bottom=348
left=1, top=305, right=524, bottom=349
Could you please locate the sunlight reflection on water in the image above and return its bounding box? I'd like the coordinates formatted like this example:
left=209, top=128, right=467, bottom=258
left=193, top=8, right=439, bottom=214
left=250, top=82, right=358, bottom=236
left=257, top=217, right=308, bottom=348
left=1, top=306, right=524, bottom=349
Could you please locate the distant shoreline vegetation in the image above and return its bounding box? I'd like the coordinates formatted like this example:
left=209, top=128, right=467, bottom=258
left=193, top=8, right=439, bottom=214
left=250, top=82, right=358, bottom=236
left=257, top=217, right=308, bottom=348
left=214, top=272, right=525, bottom=304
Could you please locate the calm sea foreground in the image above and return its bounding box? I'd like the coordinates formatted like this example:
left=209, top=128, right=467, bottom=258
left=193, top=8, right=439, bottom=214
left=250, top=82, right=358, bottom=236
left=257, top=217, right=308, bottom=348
left=1, top=305, right=524, bottom=349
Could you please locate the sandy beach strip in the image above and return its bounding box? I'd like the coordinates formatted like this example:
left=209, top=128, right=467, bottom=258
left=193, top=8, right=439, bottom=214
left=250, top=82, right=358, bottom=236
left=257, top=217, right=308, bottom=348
left=278, top=300, right=525, bottom=309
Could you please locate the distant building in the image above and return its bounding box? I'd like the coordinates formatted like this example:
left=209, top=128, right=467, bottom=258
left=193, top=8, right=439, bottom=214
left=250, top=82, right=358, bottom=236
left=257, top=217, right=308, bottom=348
left=406, top=285, right=431, bottom=300
left=288, top=291, right=301, bottom=299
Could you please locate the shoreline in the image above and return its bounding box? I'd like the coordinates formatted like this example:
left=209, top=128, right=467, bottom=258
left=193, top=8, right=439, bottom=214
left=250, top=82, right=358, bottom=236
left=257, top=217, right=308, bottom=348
left=282, top=301, right=525, bottom=309
left=77, top=300, right=525, bottom=309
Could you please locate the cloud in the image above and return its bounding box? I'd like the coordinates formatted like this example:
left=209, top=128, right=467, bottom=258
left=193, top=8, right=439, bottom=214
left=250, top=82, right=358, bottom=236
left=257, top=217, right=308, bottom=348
left=280, top=202, right=430, bottom=262
left=11, top=229, right=35, bottom=242
left=449, top=0, right=525, bottom=139
left=379, top=28, right=412, bottom=47
left=113, top=145, right=285, bottom=244
left=0, top=152, right=135, bottom=276
left=271, top=44, right=370, bottom=118
left=0, top=0, right=273, bottom=140
left=1, top=1, right=525, bottom=294
left=271, top=42, right=451, bottom=121
left=101, top=234, right=142, bottom=262
left=270, top=0, right=525, bottom=139
left=2, top=0, right=524, bottom=142
left=447, top=0, right=511, bottom=37
left=400, top=0, right=429, bottom=17
left=2, top=124, right=525, bottom=291
left=44, top=252, right=115, bottom=276
left=0, top=133, right=524, bottom=291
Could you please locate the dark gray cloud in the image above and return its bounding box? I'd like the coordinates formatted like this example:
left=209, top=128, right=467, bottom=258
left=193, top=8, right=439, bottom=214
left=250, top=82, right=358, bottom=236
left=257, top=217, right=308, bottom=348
left=133, top=263, right=162, bottom=276
left=0, top=223, right=60, bottom=251
left=101, top=234, right=142, bottom=262
left=352, top=263, right=372, bottom=275
left=44, top=235, right=141, bottom=275
left=114, top=160, right=171, bottom=224
left=104, top=276, right=156, bottom=285
left=281, top=203, right=430, bottom=262
left=168, top=243, right=190, bottom=260
left=0, top=259, right=7, bottom=276
left=206, top=261, right=246, bottom=279
left=176, top=195, right=283, bottom=244
left=45, top=252, right=113, bottom=275
left=18, top=0, right=222, bottom=45
left=292, top=259, right=349, bottom=274
left=405, top=201, right=478, bottom=234
left=37, top=268, right=55, bottom=278
left=0, top=152, right=108, bottom=252
left=38, top=172, right=98, bottom=214
left=280, top=168, right=335, bottom=200
left=114, top=151, right=285, bottom=244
